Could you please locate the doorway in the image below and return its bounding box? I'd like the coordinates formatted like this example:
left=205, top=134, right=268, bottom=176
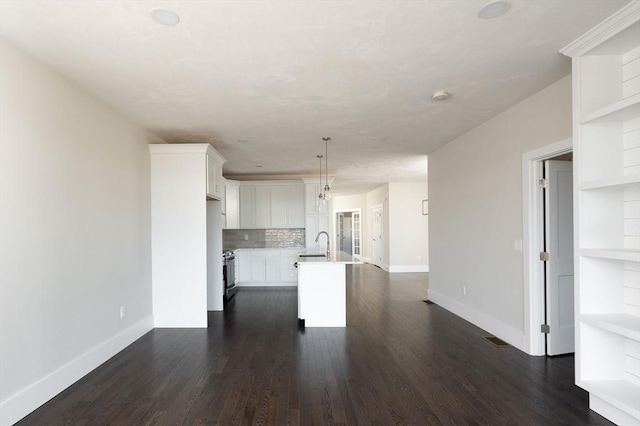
left=370, top=204, right=383, bottom=267
left=335, top=209, right=361, bottom=258
left=522, top=138, right=575, bottom=356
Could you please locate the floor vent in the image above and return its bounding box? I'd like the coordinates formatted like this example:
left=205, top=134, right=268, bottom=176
left=423, top=300, right=434, bottom=305
left=484, top=336, right=510, bottom=347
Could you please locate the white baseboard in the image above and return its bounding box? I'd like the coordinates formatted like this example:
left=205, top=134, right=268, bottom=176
left=590, top=394, right=638, bottom=425
left=0, top=316, right=154, bottom=426
left=236, top=281, right=297, bottom=287
left=388, top=265, right=429, bottom=273
left=427, top=289, right=526, bottom=352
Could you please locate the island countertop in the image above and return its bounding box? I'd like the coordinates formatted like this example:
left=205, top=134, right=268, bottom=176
left=297, top=251, right=363, bottom=264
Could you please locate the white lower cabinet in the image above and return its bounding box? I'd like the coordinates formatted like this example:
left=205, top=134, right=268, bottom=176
left=236, top=248, right=301, bottom=286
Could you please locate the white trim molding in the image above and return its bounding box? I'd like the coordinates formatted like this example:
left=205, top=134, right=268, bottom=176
left=388, top=265, right=429, bottom=273
left=521, top=138, right=572, bottom=356
left=0, top=316, right=154, bottom=426
left=235, top=282, right=297, bottom=287
left=427, top=289, right=526, bottom=352
left=560, top=1, right=639, bottom=57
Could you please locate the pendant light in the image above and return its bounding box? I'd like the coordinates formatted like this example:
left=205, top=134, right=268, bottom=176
left=322, top=137, right=331, bottom=196
left=317, top=155, right=326, bottom=204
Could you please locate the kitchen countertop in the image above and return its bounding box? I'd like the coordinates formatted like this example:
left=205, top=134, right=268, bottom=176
left=297, top=251, right=363, bottom=264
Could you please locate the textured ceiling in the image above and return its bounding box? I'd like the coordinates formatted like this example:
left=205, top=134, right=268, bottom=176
left=0, top=0, right=629, bottom=194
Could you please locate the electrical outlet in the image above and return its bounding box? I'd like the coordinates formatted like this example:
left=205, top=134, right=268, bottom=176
left=244, top=234, right=249, bottom=241
left=514, top=239, right=523, bottom=251
left=119, top=306, right=126, bottom=319
left=462, top=286, right=467, bottom=296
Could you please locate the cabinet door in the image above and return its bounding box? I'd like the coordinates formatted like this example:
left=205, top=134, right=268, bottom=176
left=280, top=251, right=298, bottom=282
left=237, top=250, right=252, bottom=282
left=270, top=186, right=288, bottom=228
left=206, top=156, right=222, bottom=199
left=287, top=185, right=305, bottom=227
left=250, top=252, right=266, bottom=281
left=239, top=186, right=255, bottom=228
left=255, top=186, right=271, bottom=228
left=265, top=253, right=280, bottom=281
left=225, top=185, right=239, bottom=229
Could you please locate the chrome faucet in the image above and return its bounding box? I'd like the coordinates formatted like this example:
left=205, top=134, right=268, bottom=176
left=315, top=231, right=330, bottom=257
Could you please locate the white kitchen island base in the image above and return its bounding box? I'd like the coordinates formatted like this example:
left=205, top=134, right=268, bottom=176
left=297, top=262, right=346, bottom=327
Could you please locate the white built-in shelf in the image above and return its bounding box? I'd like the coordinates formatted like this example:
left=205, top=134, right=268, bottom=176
left=580, top=174, right=640, bottom=190
left=581, top=314, right=640, bottom=341
left=581, top=380, right=640, bottom=420
left=580, top=248, right=640, bottom=262
left=581, top=95, right=640, bottom=124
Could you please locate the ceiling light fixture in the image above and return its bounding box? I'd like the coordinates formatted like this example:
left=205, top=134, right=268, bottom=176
left=478, top=1, right=511, bottom=19
left=151, top=9, right=180, bottom=26
left=322, top=137, right=331, bottom=196
left=432, top=90, right=450, bottom=101
left=317, top=155, right=326, bottom=204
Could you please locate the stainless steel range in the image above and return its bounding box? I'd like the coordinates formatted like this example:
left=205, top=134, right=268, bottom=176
left=223, top=251, right=236, bottom=301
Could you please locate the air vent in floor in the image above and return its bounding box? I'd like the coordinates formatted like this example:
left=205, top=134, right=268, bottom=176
left=485, top=336, right=510, bottom=347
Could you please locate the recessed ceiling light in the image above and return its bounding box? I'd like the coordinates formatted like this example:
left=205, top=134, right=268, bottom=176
left=431, top=90, right=450, bottom=101
left=151, top=9, right=180, bottom=26
left=478, top=1, right=511, bottom=19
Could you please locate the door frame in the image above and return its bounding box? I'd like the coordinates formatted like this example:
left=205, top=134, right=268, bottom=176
left=333, top=208, right=362, bottom=259
left=370, top=204, right=384, bottom=268
left=522, top=137, right=572, bottom=356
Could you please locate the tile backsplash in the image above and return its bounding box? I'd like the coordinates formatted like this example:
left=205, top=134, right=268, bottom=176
left=224, top=229, right=305, bottom=250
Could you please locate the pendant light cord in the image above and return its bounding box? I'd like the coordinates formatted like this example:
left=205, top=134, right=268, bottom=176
left=322, top=137, right=331, bottom=192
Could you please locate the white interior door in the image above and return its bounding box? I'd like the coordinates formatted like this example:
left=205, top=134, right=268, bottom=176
left=544, top=160, right=574, bottom=356
left=343, top=214, right=352, bottom=255
left=337, top=213, right=344, bottom=252
left=352, top=212, right=361, bottom=257
left=371, top=205, right=383, bottom=266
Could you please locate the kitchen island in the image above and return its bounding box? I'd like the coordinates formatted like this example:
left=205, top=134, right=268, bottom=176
left=297, top=251, right=361, bottom=327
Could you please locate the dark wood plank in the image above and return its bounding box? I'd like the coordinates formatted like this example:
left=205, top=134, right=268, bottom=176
left=18, top=265, right=612, bottom=425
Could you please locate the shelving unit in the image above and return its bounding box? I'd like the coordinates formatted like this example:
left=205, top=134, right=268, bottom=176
left=561, top=2, right=640, bottom=424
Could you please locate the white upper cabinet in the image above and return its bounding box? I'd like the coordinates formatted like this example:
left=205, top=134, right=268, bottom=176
left=271, top=185, right=305, bottom=228
left=224, top=181, right=240, bottom=229
left=286, top=185, right=305, bottom=227
left=238, top=182, right=304, bottom=229
left=239, top=185, right=256, bottom=228
left=206, top=150, right=225, bottom=200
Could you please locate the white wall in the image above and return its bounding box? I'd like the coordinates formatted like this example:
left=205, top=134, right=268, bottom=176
left=0, top=39, right=153, bottom=424
left=388, top=182, right=429, bottom=272
left=333, top=182, right=428, bottom=272
left=427, top=75, right=573, bottom=351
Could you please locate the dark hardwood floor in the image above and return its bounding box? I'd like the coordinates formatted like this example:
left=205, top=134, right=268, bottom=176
left=19, top=264, right=612, bottom=425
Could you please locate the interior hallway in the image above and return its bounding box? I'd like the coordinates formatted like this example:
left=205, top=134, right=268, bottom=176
left=19, top=265, right=611, bottom=425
